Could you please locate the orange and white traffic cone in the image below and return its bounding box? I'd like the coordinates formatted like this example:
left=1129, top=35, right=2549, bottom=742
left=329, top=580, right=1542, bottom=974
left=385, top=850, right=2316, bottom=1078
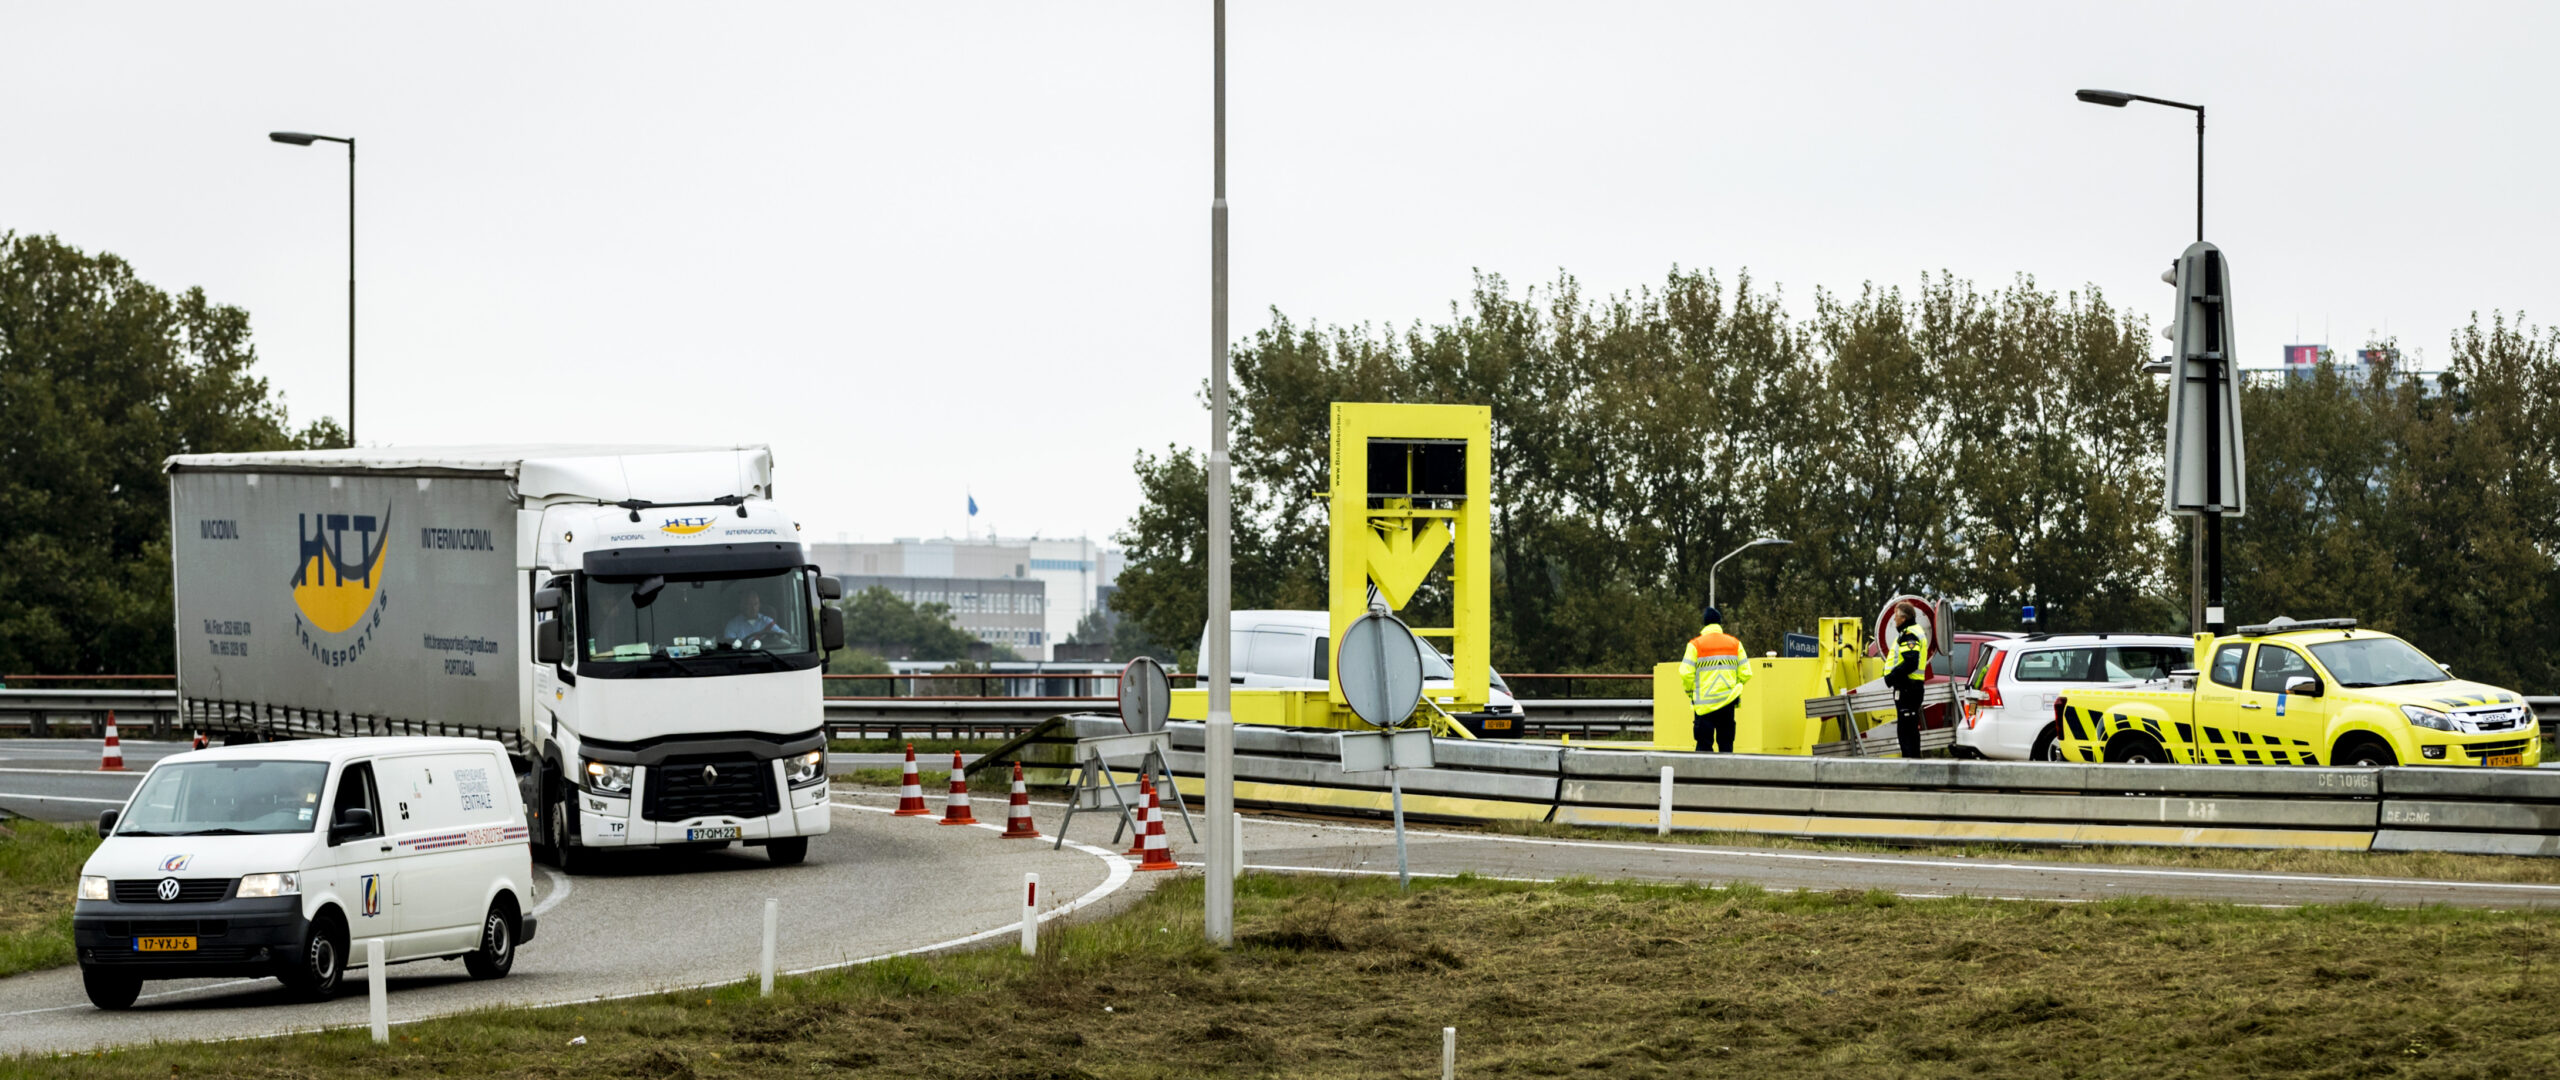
left=892, top=744, right=930, bottom=816
left=190, top=731, right=208, bottom=751
left=999, top=762, right=1040, bottom=839
left=1124, top=775, right=1154, bottom=856
left=99, top=712, right=126, bottom=772
left=1135, top=778, right=1178, bottom=872
left=938, top=751, right=978, bottom=825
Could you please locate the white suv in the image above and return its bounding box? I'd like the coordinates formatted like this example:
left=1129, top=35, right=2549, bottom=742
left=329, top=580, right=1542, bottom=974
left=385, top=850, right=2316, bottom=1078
left=1956, top=633, right=2195, bottom=761
left=1198, top=610, right=1525, bottom=717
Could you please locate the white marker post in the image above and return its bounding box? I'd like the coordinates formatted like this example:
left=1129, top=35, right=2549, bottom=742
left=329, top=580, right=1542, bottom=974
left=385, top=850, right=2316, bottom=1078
left=759, top=897, right=778, bottom=996
left=366, top=937, right=388, bottom=1043
left=1443, top=1026, right=1457, bottom=1079
left=1021, top=872, right=1040, bottom=956
left=1232, top=813, right=1246, bottom=881
left=1658, top=765, right=1674, bottom=836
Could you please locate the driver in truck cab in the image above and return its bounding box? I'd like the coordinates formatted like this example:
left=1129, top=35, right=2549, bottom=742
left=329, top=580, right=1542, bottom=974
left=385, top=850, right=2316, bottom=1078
left=2058, top=617, right=2539, bottom=768
left=723, top=588, right=781, bottom=642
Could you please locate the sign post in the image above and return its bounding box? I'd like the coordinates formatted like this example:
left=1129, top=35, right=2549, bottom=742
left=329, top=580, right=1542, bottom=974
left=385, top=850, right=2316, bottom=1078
left=2164, top=240, right=2245, bottom=633
left=1335, top=606, right=1430, bottom=889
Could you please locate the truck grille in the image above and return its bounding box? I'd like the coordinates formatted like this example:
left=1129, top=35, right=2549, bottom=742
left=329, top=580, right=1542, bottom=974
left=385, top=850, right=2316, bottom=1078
left=112, top=879, right=232, bottom=904
left=642, top=755, right=779, bottom=823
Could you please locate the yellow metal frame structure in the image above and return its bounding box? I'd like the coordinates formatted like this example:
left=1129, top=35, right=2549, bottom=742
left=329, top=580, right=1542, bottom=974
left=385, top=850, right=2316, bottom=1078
left=1328, top=402, right=1493, bottom=719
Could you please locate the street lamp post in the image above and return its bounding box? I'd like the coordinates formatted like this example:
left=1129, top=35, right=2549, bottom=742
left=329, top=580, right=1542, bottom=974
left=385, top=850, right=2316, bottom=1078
left=2075, top=88, right=2218, bottom=632
left=1202, top=0, right=1237, bottom=946
left=1709, top=537, right=1791, bottom=611
left=268, top=130, right=356, bottom=444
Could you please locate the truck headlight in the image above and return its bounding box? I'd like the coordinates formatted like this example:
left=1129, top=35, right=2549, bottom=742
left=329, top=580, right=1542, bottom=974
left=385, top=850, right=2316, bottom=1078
left=585, top=760, right=634, bottom=794
left=237, top=872, right=301, bottom=898
left=786, top=749, right=826, bottom=787
left=2402, top=705, right=2459, bottom=732
left=78, top=875, right=108, bottom=901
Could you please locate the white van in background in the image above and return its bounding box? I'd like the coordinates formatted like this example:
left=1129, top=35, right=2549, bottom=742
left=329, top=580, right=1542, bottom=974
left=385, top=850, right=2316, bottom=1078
left=73, top=737, right=537, bottom=1009
left=1957, top=633, right=2197, bottom=760
left=1198, top=610, right=1527, bottom=717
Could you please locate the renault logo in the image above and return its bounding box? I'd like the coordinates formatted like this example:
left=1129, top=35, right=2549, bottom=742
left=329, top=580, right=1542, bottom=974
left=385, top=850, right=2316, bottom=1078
left=702, top=765, right=719, bottom=786
left=157, top=878, right=181, bottom=902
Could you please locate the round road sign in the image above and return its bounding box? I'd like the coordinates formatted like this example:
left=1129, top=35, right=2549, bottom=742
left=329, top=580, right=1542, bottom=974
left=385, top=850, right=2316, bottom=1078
left=1336, top=611, right=1425, bottom=729
left=1117, top=656, right=1172, bottom=733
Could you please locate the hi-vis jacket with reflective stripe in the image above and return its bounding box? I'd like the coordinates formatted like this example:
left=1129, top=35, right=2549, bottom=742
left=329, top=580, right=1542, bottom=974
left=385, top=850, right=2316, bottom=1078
left=1680, top=625, right=1750, bottom=713
left=1888, top=628, right=1929, bottom=683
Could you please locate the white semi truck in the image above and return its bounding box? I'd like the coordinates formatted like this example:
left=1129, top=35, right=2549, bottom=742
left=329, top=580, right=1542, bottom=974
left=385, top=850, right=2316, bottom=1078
left=164, top=445, right=844, bottom=872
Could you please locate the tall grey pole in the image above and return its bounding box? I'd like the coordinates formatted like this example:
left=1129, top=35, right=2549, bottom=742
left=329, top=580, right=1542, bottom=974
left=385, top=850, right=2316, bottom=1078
left=346, top=137, right=357, bottom=445
left=1202, top=0, right=1237, bottom=945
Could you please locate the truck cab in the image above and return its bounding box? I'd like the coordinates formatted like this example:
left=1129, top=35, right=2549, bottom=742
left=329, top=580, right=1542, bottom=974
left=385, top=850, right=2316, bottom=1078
left=2057, top=617, right=2539, bottom=768
left=527, top=497, right=843, bottom=869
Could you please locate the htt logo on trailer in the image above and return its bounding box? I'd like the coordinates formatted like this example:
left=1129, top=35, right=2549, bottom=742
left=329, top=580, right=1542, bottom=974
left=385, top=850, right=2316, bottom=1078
left=291, top=508, right=391, bottom=667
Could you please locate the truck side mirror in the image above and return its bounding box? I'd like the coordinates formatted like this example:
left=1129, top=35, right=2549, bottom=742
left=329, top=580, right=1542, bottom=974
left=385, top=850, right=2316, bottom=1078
left=536, top=619, right=564, bottom=665
left=820, top=606, right=845, bottom=652
left=816, top=575, right=843, bottom=601
left=330, top=806, right=374, bottom=845
left=97, top=809, right=119, bottom=838
left=2283, top=675, right=2322, bottom=698
left=532, top=587, right=563, bottom=613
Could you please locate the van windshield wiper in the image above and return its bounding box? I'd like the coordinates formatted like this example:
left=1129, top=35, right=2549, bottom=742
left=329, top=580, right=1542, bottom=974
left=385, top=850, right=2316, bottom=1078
left=176, top=827, right=257, bottom=836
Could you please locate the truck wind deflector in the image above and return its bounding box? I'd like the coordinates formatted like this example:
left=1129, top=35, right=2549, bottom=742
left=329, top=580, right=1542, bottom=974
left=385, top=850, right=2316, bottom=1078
left=614, top=494, right=749, bottom=522
left=582, top=543, right=807, bottom=578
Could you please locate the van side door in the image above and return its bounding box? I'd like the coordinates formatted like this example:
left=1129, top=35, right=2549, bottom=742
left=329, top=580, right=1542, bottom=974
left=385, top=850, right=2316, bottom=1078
left=373, top=753, right=486, bottom=954
left=323, top=761, right=401, bottom=960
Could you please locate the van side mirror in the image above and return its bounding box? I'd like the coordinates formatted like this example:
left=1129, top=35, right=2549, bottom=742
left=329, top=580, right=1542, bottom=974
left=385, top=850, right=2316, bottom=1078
left=330, top=806, right=374, bottom=845
left=532, top=587, right=563, bottom=613
left=820, top=606, right=845, bottom=652
left=2283, top=675, right=2322, bottom=698
left=816, top=575, right=843, bottom=601
left=536, top=619, right=564, bottom=665
left=98, top=809, right=119, bottom=838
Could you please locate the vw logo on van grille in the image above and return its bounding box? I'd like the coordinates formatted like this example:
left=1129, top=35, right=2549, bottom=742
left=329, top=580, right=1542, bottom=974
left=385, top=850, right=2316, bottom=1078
left=702, top=765, right=719, bottom=786
left=157, top=878, right=182, bottom=902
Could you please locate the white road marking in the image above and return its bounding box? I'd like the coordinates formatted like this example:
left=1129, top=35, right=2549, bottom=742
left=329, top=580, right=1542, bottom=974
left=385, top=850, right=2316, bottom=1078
left=0, top=793, right=126, bottom=804
left=0, top=768, right=146, bottom=777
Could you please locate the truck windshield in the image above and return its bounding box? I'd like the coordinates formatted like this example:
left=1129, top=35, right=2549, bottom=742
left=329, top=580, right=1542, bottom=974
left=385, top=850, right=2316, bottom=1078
left=2310, top=637, right=2451, bottom=688
left=580, top=567, right=818, bottom=677
left=117, top=760, right=330, bottom=836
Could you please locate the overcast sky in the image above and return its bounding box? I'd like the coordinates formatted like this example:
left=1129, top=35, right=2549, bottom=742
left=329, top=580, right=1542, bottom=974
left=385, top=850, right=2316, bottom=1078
left=7, top=2, right=2553, bottom=546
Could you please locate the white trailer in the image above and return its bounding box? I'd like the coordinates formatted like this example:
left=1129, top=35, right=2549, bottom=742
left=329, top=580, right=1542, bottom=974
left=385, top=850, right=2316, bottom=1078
left=164, top=444, right=845, bottom=871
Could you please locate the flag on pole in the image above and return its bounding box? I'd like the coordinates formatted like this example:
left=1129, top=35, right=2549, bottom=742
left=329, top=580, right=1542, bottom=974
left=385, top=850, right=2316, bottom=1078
left=968, top=493, right=979, bottom=517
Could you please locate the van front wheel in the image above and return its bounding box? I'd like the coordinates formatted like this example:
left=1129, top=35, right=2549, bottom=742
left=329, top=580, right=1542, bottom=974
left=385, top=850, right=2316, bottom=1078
left=463, top=899, right=517, bottom=979
left=278, top=910, right=347, bottom=1000
left=82, top=969, right=141, bottom=1010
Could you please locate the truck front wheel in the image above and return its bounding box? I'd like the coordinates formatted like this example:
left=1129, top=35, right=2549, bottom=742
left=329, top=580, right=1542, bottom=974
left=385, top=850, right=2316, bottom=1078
left=764, top=837, right=809, bottom=866
left=2333, top=737, right=2398, bottom=768
left=546, top=774, right=591, bottom=875
left=2104, top=732, right=2170, bottom=764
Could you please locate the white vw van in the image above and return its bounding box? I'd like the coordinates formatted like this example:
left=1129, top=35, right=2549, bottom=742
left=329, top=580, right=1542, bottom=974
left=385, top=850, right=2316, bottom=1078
left=73, top=737, right=538, bottom=1009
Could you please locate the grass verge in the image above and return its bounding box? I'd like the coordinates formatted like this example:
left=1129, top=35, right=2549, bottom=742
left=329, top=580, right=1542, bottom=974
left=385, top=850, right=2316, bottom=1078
left=1483, top=817, right=2560, bottom=884
left=0, top=817, right=100, bottom=977
left=19, top=872, right=2560, bottom=1077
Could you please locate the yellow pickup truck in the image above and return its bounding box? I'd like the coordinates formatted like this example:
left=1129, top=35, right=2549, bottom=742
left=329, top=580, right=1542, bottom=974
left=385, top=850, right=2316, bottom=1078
left=2055, top=617, right=2539, bottom=768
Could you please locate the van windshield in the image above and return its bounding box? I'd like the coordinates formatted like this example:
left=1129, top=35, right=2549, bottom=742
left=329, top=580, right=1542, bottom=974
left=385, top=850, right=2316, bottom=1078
left=117, top=760, right=330, bottom=836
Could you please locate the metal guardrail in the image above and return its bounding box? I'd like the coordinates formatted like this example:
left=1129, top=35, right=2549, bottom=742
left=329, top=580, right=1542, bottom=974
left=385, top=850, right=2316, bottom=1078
left=1002, top=714, right=2560, bottom=855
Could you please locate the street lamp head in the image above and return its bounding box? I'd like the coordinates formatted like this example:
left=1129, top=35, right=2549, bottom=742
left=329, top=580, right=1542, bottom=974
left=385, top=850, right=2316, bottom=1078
left=1751, top=537, right=1793, bottom=548
left=2075, top=89, right=2133, bottom=107
left=268, top=131, right=321, bottom=145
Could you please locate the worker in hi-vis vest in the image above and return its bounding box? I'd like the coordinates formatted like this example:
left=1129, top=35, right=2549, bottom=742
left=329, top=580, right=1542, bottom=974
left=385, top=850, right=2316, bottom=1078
left=1886, top=608, right=1931, bottom=757
left=1679, top=606, right=1751, bottom=753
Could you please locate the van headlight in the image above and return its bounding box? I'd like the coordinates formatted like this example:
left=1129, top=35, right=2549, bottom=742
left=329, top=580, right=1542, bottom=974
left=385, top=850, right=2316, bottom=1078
left=237, top=872, right=301, bottom=898
left=2403, top=705, right=2460, bottom=732
left=786, top=749, right=826, bottom=787
left=78, top=875, right=108, bottom=901
left=584, top=760, right=634, bottom=794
